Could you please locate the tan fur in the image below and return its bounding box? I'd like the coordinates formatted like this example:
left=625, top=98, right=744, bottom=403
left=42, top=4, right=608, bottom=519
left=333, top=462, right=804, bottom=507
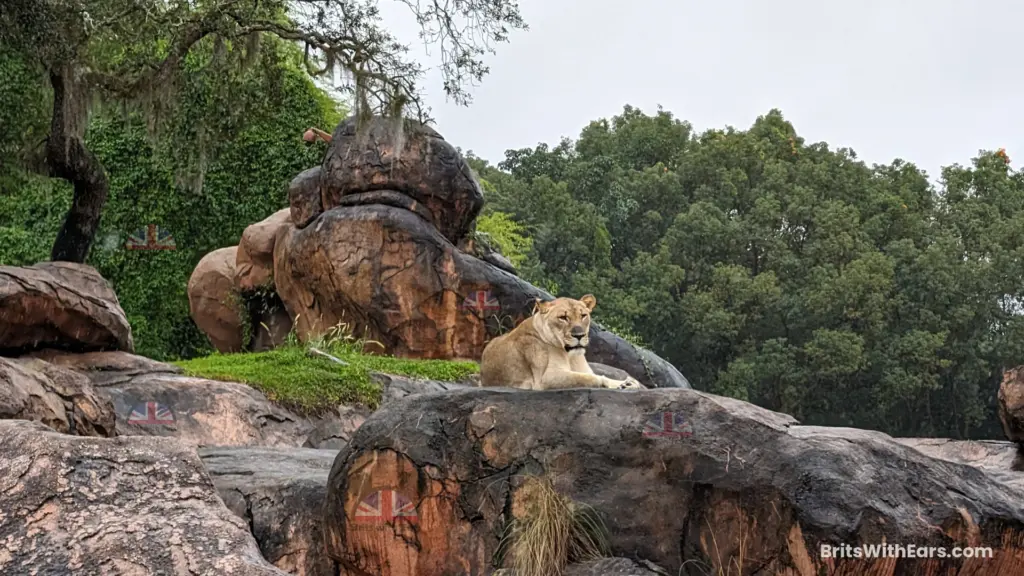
left=479, top=295, right=644, bottom=390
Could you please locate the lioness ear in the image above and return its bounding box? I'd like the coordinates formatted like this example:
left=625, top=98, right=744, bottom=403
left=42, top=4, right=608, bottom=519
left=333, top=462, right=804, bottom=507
left=534, top=298, right=553, bottom=315
left=580, top=294, right=597, bottom=310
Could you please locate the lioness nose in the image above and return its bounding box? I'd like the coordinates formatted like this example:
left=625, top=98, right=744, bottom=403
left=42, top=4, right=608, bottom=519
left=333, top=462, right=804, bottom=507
left=570, top=326, right=586, bottom=338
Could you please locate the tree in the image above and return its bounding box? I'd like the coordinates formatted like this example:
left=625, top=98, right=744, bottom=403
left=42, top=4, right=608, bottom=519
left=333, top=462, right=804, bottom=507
left=0, top=0, right=526, bottom=262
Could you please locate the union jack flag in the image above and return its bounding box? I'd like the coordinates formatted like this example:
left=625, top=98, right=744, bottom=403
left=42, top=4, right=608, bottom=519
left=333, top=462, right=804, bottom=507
left=642, top=411, right=693, bottom=438
left=125, top=224, right=176, bottom=250
left=460, top=290, right=501, bottom=313
left=127, top=402, right=176, bottom=425
left=354, top=489, right=418, bottom=524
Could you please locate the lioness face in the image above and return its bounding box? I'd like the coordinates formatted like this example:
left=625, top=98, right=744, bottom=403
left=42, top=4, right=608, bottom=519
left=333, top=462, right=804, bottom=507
left=536, top=295, right=597, bottom=354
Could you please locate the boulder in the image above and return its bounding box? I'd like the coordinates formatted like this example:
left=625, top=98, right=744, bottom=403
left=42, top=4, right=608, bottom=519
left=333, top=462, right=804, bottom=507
left=289, top=166, right=324, bottom=228
left=324, top=388, right=1024, bottom=576
left=188, top=246, right=245, bottom=353
left=201, top=446, right=341, bottom=576
left=0, top=357, right=116, bottom=437
left=320, top=116, right=483, bottom=244
left=896, top=437, right=1024, bottom=491
left=1000, top=366, right=1024, bottom=444
left=0, top=261, right=133, bottom=354
left=236, top=208, right=292, bottom=293
left=277, top=204, right=688, bottom=388
left=0, top=419, right=287, bottom=575
left=22, top=349, right=182, bottom=387
left=100, top=372, right=325, bottom=448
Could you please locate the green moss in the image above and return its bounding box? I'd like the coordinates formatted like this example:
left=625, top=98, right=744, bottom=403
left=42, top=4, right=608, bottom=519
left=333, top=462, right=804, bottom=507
left=173, top=344, right=479, bottom=414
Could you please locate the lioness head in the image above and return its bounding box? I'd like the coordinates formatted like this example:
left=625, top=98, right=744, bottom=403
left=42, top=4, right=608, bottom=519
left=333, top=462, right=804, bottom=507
left=533, top=295, right=597, bottom=354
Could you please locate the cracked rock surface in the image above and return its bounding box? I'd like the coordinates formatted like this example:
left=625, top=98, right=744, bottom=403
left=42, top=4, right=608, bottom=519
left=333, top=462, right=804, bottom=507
left=0, top=356, right=115, bottom=437
left=201, top=446, right=341, bottom=576
left=324, top=387, right=1024, bottom=576
left=0, top=419, right=287, bottom=575
left=0, top=262, right=134, bottom=354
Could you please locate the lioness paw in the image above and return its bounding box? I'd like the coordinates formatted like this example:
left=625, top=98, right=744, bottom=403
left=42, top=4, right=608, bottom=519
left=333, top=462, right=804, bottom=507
left=616, top=377, right=645, bottom=390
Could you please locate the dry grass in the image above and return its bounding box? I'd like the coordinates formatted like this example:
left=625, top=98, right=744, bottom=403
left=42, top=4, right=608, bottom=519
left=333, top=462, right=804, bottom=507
left=494, top=475, right=610, bottom=576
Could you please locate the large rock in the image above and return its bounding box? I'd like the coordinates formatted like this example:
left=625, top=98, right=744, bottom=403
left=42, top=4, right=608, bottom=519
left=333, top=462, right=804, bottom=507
left=1000, top=366, right=1024, bottom=444
left=100, top=372, right=326, bottom=448
left=320, top=116, right=484, bottom=244
left=201, top=446, right=341, bottom=576
left=0, top=419, right=287, bottom=575
left=324, top=388, right=1024, bottom=576
left=0, top=356, right=116, bottom=436
left=277, top=204, right=688, bottom=388
left=23, top=349, right=183, bottom=387
left=896, top=437, right=1024, bottom=490
left=188, top=245, right=245, bottom=353
left=0, top=261, right=133, bottom=354
left=236, top=208, right=292, bottom=292
left=289, top=166, right=324, bottom=228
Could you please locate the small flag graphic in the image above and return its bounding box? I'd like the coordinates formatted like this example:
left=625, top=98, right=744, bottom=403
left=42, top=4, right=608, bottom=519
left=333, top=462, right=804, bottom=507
left=460, top=290, right=501, bottom=313
left=642, top=411, right=693, bottom=438
left=354, top=489, right=418, bottom=524
left=127, top=402, right=176, bottom=425
left=125, top=224, right=176, bottom=250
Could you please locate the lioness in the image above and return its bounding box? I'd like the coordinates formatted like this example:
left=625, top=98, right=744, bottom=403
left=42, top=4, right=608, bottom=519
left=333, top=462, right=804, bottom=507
left=479, top=294, right=645, bottom=390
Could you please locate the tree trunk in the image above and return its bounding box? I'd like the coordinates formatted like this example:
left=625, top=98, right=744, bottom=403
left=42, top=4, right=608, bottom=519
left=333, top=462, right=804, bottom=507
left=46, top=67, right=109, bottom=263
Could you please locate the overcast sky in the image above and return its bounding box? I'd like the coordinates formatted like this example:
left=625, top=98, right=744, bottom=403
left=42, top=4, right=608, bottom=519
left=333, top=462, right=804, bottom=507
left=376, top=0, right=1020, bottom=182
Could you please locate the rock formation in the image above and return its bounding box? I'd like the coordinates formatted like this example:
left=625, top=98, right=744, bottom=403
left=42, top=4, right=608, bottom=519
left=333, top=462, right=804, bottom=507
left=202, top=446, right=341, bottom=576
left=323, top=387, right=1024, bottom=576
left=0, top=356, right=116, bottom=437
left=0, top=262, right=134, bottom=354
left=187, top=116, right=691, bottom=389
left=188, top=246, right=246, bottom=353
left=0, top=419, right=287, bottom=575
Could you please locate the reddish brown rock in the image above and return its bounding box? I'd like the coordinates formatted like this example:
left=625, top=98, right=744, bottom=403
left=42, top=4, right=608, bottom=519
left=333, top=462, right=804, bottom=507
left=277, top=204, right=689, bottom=388
left=0, top=262, right=133, bottom=354
left=1000, top=366, right=1024, bottom=444
left=236, top=208, right=292, bottom=292
left=320, top=116, right=484, bottom=244
left=0, top=419, right=287, bottom=575
left=290, top=166, right=324, bottom=228
left=0, top=357, right=116, bottom=437
left=324, top=388, right=1024, bottom=576
left=188, top=246, right=245, bottom=353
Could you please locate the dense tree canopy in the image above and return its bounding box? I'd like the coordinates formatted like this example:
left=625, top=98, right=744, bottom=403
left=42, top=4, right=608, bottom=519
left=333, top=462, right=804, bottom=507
left=0, top=0, right=525, bottom=262
left=473, top=106, right=1024, bottom=439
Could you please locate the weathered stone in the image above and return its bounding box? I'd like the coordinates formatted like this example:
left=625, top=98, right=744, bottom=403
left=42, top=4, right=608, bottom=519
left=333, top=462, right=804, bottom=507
left=188, top=246, right=245, bottom=353
left=1000, top=366, right=1024, bottom=444
left=201, top=446, right=341, bottom=576
left=21, top=349, right=182, bottom=387
left=496, top=558, right=668, bottom=576
left=320, top=116, right=483, bottom=244
left=277, top=205, right=688, bottom=388
left=0, top=419, right=287, bottom=575
left=324, top=388, right=1024, bottom=576
left=0, top=261, right=133, bottom=354
left=236, top=208, right=292, bottom=292
left=896, top=437, right=1024, bottom=491
left=102, top=372, right=319, bottom=447
left=289, top=166, right=324, bottom=228
left=0, top=357, right=115, bottom=436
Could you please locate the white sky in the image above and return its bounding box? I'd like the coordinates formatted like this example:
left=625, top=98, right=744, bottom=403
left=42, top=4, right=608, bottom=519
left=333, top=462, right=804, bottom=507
left=373, top=0, right=1021, bottom=181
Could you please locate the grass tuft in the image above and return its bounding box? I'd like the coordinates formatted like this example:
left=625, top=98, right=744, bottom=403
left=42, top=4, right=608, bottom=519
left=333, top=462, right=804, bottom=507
left=174, top=322, right=479, bottom=414
left=494, top=475, right=609, bottom=576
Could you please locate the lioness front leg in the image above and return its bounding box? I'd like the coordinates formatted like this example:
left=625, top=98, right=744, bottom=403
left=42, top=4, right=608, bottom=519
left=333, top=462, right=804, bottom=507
left=539, top=370, right=641, bottom=390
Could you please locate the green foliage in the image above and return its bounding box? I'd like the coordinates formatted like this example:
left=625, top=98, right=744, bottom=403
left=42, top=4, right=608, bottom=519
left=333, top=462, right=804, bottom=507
left=175, top=338, right=479, bottom=414
left=0, top=39, right=342, bottom=360
left=483, top=106, right=1024, bottom=439
left=475, top=210, right=533, bottom=268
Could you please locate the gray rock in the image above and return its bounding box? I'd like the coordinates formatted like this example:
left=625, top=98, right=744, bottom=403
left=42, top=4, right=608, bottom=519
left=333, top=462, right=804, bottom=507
left=21, top=349, right=182, bottom=387
left=0, top=261, right=134, bottom=354
left=0, top=419, right=286, bottom=575
left=324, top=388, right=1024, bottom=576
left=200, top=446, right=340, bottom=576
